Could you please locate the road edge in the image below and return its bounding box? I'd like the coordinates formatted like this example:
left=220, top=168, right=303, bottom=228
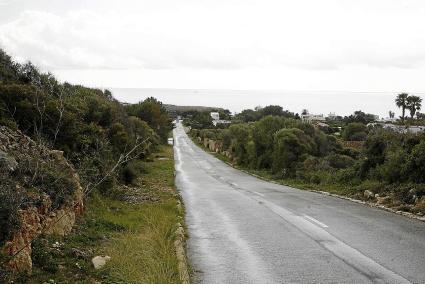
left=190, top=135, right=425, bottom=223
left=223, top=160, right=425, bottom=223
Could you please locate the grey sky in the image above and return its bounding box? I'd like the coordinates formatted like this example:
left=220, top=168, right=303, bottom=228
left=0, top=0, right=425, bottom=96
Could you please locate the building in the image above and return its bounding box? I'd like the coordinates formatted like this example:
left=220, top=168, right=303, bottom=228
left=327, top=112, right=338, bottom=120
left=301, top=114, right=326, bottom=123
left=210, top=112, right=220, bottom=121
left=210, top=112, right=231, bottom=126
left=368, top=123, right=425, bottom=134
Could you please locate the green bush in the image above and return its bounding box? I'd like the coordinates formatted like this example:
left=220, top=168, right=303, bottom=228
left=272, top=128, right=314, bottom=177
left=404, top=141, right=425, bottom=183
left=326, top=154, right=355, bottom=169
left=342, top=123, right=367, bottom=141
left=335, top=167, right=361, bottom=185
left=375, top=150, right=408, bottom=183
left=121, top=160, right=147, bottom=185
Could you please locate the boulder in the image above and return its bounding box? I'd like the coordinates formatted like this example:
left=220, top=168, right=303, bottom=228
left=364, top=190, right=374, bottom=199
left=92, top=256, right=111, bottom=269
left=376, top=196, right=391, bottom=205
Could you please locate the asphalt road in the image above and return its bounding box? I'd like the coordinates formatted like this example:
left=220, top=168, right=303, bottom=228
left=173, top=123, right=425, bottom=284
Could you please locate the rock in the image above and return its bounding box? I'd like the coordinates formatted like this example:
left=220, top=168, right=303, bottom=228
left=0, top=126, right=84, bottom=275
left=364, top=190, right=374, bottom=199
left=0, top=150, right=18, bottom=171
left=92, top=256, right=111, bottom=269
left=376, top=196, right=391, bottom=205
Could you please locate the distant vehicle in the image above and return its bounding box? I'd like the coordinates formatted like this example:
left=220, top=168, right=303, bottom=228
left=167, top=137, right=174, bottom=145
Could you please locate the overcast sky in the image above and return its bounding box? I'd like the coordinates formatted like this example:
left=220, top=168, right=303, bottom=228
left=1, top=0, right=425, bottom=94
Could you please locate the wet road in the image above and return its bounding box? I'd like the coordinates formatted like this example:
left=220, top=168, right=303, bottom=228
left=173, top=123, right=425, bottom=284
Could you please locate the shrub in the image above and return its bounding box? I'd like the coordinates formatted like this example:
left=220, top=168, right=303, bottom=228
left=302, top=156, right=321, bottom=171
left=342, top=123, right=367, bottom=141
left=335, top=167, right=361, bottom=185
left=404, top=141, right=425, bottom=183
left=326, top=154, right=355, bottom=169
left=375, top=150, right=408, bottom=183
left=272, top=128, right=314, bottom=177
left=121, top=160, right=147, bottom=185
left=221, top=129, right=232, bottom=150
left=310, top=174, right=321, bottom=184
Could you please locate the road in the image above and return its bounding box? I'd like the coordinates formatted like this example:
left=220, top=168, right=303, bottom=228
left=173, top=123, right=425, bottom=284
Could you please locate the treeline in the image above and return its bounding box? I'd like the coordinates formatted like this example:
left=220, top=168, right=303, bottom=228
left=0, top=48, right=172, bottom=193
left=190, top=115, right=425, bottom=214
left=233, top=105, right=298, bottom=122
left=182, top=109, right=232, bottom=129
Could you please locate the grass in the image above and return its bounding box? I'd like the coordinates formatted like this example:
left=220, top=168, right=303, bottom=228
left=22, top=145, right=184, bottom=284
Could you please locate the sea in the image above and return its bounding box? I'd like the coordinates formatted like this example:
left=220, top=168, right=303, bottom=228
left=110, top=88, right=425, bottom=118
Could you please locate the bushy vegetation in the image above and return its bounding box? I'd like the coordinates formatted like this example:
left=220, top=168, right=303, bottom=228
left=0, top=48, right=173, bottom=196
left=0, top=48, right=179, bottom=279
left=181, top=108, right=232, bottom=129
left=234, top=105, right=298, bottom=122
left=190, top=114, right=425, bottom=214
left=17, top=146, right=183, bottom=284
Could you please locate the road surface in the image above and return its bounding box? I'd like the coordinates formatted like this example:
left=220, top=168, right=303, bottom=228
left=173, top=123, right=425, bottom=284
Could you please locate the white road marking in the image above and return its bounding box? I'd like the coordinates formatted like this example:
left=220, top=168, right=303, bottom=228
left=254, top=197, right=411, bottom=284
left=303, top=214, right=329, bottom=228
left=253, top=191, right=265, bottom=197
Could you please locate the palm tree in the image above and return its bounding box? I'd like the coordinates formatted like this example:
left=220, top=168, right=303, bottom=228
left=406, top=95, right=422, bottom=119
left=395, top=93, right=409, bottom=121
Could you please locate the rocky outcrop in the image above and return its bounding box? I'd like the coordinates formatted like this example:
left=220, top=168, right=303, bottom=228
left=0, top=126, right=84, bottom=275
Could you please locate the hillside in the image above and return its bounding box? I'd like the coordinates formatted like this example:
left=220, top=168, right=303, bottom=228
left=0, top=49, right=186, bottom=283
left=0, top=126, right=84, bottom=275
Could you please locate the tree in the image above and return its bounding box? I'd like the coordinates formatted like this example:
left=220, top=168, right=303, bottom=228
left=126, top=97, right=172, bottom=142
left=261, top=105, right=284, bottom=117
left=272, top=128, right=314, bottom=177
left=406, top=95, right=422, bottom=119
left=229, top=124, right=252, bottom=165
left=342, top=123, right=367, bottom=141
left=395, top=93, right=409, bottom=121
left=343, top=110, right=377, bottom=124
left=417, top=112, right=425, bottom=120
left=301, top=109, right=309, bottom=115
left=235, top=109, right=259, bottom=122
left=405, top=141, right=425, bottom=183
left=252, top=116, right=287, bottom=168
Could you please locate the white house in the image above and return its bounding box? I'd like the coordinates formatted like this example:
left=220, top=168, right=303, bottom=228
left=301, top=114, right=326, bottom=123
left=210, top=112, right=220, bottom=121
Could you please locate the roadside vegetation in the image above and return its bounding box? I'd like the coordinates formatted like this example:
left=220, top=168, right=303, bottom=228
left=0, top=48, right=186, bottom=282
left=18, top=146, right=183, bottom=284
left=185, top=99, right=425, bottom=216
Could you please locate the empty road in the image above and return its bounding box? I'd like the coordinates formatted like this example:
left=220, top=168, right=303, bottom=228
left=173, top=123, right=425, bottom=284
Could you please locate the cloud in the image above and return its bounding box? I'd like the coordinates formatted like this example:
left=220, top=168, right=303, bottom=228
left=0, top=0, right=425, bottom=74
